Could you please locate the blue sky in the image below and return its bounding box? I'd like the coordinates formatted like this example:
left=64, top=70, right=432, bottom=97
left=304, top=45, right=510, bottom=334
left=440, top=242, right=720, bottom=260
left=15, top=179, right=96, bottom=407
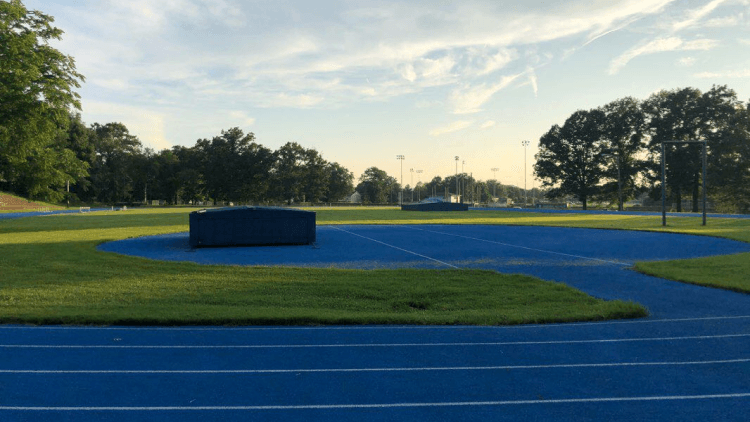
left=27, top=0, right=750, bottom=188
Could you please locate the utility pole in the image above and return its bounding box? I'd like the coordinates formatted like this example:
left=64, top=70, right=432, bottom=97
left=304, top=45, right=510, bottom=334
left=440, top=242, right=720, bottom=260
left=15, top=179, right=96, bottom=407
left=454, top=156, right=459, bottom=203
left=396, top=155, right=405, bottom=206
left=410, top=168, right=414, bottom=202
left=491, top=167, right=499, bottom=199
left=416, top=170, right=423, bottom=201
left=522, top=140, right=529, bottom=206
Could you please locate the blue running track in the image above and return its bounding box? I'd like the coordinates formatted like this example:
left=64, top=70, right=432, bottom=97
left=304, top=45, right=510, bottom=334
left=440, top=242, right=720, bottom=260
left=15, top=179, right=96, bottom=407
left=2, top=215, right=749, bottom=421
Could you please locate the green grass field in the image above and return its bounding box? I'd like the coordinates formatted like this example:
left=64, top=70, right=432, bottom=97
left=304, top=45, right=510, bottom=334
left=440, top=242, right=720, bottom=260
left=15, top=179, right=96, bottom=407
left=1, top=207, right=747, bottom=326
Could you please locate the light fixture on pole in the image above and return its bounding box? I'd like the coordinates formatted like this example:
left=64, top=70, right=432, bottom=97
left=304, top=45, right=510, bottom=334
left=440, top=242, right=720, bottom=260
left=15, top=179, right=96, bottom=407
left=410, top=168, right=414, bottom=202
left=396, top=155, right=405, bottom=206
left=416, top=170, right=423, bottom=201
left=454, top=156, right=459, bottom=202
left=522, top=141, right=530, bottom=206
left=491, top=167, right=499, bottom=198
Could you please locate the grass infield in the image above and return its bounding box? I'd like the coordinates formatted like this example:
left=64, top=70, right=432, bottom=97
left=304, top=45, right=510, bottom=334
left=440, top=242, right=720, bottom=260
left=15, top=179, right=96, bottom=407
left=1, top=207, right=747, bottom=326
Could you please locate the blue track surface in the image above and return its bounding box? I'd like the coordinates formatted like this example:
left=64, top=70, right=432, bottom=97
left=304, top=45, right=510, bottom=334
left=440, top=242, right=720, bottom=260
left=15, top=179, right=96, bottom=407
left=99, top=224, right=750, bottom=319
left=0, top=208, right=109, bottom=220
left=3, top=216, right=750, bottom=421
left=470, top=207, right=750, bottom=219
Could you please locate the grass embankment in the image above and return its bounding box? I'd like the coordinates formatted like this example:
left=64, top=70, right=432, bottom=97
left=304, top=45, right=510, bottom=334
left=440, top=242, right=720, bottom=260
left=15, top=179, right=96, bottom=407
left=0, top=191, right=63, bottom=213
left=0, top=208, right=646, bottom=326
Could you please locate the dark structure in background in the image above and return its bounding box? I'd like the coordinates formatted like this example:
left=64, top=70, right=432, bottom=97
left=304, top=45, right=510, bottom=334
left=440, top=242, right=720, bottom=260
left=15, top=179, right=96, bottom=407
left=401, top=202, right=469, bottom=211
left=189, top=206, right=316, bottom=248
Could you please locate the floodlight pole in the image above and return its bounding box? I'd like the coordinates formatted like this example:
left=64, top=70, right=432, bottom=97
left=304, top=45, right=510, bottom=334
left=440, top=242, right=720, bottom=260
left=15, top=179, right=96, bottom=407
left=462, top=160, right=465, bottom=203
left=410, top=168, right=414, bottom=202
left=661, top=142, right=666, bottom=226
left=491, top=167, right=499, bottom=198
left=455, top=156, right=459, bottom=202
left=522, top=141, right=530, bottom=206
left=416, top=170, right=423, bottom=201
left=397, top=155, right=405, bottom=206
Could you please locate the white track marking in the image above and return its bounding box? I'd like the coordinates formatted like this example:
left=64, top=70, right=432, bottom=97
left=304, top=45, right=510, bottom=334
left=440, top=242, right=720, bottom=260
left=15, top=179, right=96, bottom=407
left=1, top=333, right=747, bottom=349
left=329, top=226, right=458, bottom=268
left=2, top=358, right=748, bottom=374
left=403, top=225, right=630, bottom=266
left=1, top=315, right=748, bottom=331
left=2, top=393, right=749, bottom=411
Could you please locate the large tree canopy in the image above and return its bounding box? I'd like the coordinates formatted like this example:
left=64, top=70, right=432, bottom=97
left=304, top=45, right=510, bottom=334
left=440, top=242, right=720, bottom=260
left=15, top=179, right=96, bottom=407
left=534, top=109, right=607, bottom=210
left=643, top=86, right=743, bottom=212
left=0, top=0, right=86, bottom=200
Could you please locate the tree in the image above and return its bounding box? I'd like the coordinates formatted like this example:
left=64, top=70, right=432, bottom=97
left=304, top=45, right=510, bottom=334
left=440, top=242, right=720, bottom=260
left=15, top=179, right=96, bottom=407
left=271, top=142, right=331, bottom=204
left=195, top=128, right=272, bottom=204
left=598, top=97, right=647, bottom=210
left=324, top=162, right=354, bottom=202
left=356, top=167, right=398, bottom=204
left=642, top=86, right=742, bottom=212
left=534, top=109, right=607, bottom=210
left=0, top=0, right=86, bottom=200
left=87, top=122, right=142, bottom=203
left=706, top=96, right=750, bottom=213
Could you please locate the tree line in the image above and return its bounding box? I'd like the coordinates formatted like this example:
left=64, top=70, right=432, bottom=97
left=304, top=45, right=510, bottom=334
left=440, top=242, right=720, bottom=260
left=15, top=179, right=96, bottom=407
left=535, top=86, right=750, bottom=213
left=25, top=115, right=356, bottom=205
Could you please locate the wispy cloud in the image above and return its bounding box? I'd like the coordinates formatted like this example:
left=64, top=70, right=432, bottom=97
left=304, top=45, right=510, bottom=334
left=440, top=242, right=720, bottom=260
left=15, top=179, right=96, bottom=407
left=228, top=111, right=256, bottom=127
left=677, top=56, right=696, bottom=66
left=608, top=37, right=718, bottom=74
left=527, top=68, right=538, bottom=97
left=451, top=73, right=523, bottom=114
left=479, top=120, right=496, bottom=129
left=671, top=0, right=727, bottom=32
left=694, top=69, right=750, bottom=78
left=429, top=120, right=474, bottom=136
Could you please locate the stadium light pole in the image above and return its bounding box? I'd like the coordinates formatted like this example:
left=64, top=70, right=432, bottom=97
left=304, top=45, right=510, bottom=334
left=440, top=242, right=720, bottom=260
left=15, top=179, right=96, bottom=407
left=455, top=156, right=459, bottom=202
left=416, top=170, right=423, bottom=201
left=491, top=167, right=499, bottom=199
left=410, top=168, right=414, bottom=202
left=522, top=141, right=530, bottom=206
left=396, top=155, right=405, bottom=206
left=462, top=160, right=466, bottom=203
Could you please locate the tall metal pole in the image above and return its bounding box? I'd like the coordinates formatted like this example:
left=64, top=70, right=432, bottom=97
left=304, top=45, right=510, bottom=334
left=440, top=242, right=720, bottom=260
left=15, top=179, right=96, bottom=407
left=462, top=160, right=465, bottom=203
left=617, top=156, right=622, bottom=211
left=702, top=141, right=707, bottom=226
left=455, top=156, right=459, bottom=202
left=661, top=142, right=666, bottom=226
left=396, top=155, right=405, bottom=206
left=416, top=170, right=423, bottom=201
left=491, top=167, right=499, bottom=198
left=410, top=168, right=414, bottom=202
left=522, top=141, right=530, bottom=206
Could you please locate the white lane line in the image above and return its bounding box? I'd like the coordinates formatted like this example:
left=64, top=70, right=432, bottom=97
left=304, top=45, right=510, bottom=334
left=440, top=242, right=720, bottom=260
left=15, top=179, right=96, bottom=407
left=403, top=225, right=630, bottom=266
left=329, top=226, right=459, bottom=268
left=1, top=315, right=748, bottom=331
left=1, top=333, right=747, bottom=349
left=2, top=393, right=749, bottom=411
left=2, top=358, right=748, bottom=374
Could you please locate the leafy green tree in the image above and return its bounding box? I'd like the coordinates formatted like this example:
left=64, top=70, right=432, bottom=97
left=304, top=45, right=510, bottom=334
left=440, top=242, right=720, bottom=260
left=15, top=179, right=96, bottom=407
left=598, top=97, right=647, bottom=210
left=324, top=162, right=354, bottom=202
left=87, top=122, right=143, bottom=203
left=534, top=109, right=607, bottom=210
left=0, top=0, right=86, bottom=200
left=172, top=145, right=206, bottom=204
left=706, top=96, right=750, bottom=213
left=272, top=142, right=330, bottom=203
left=642, top=86, right=742, bottom=212
left=356, top=167, right=398, bottom=204
left=195, top=128, right=272, bottom=204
